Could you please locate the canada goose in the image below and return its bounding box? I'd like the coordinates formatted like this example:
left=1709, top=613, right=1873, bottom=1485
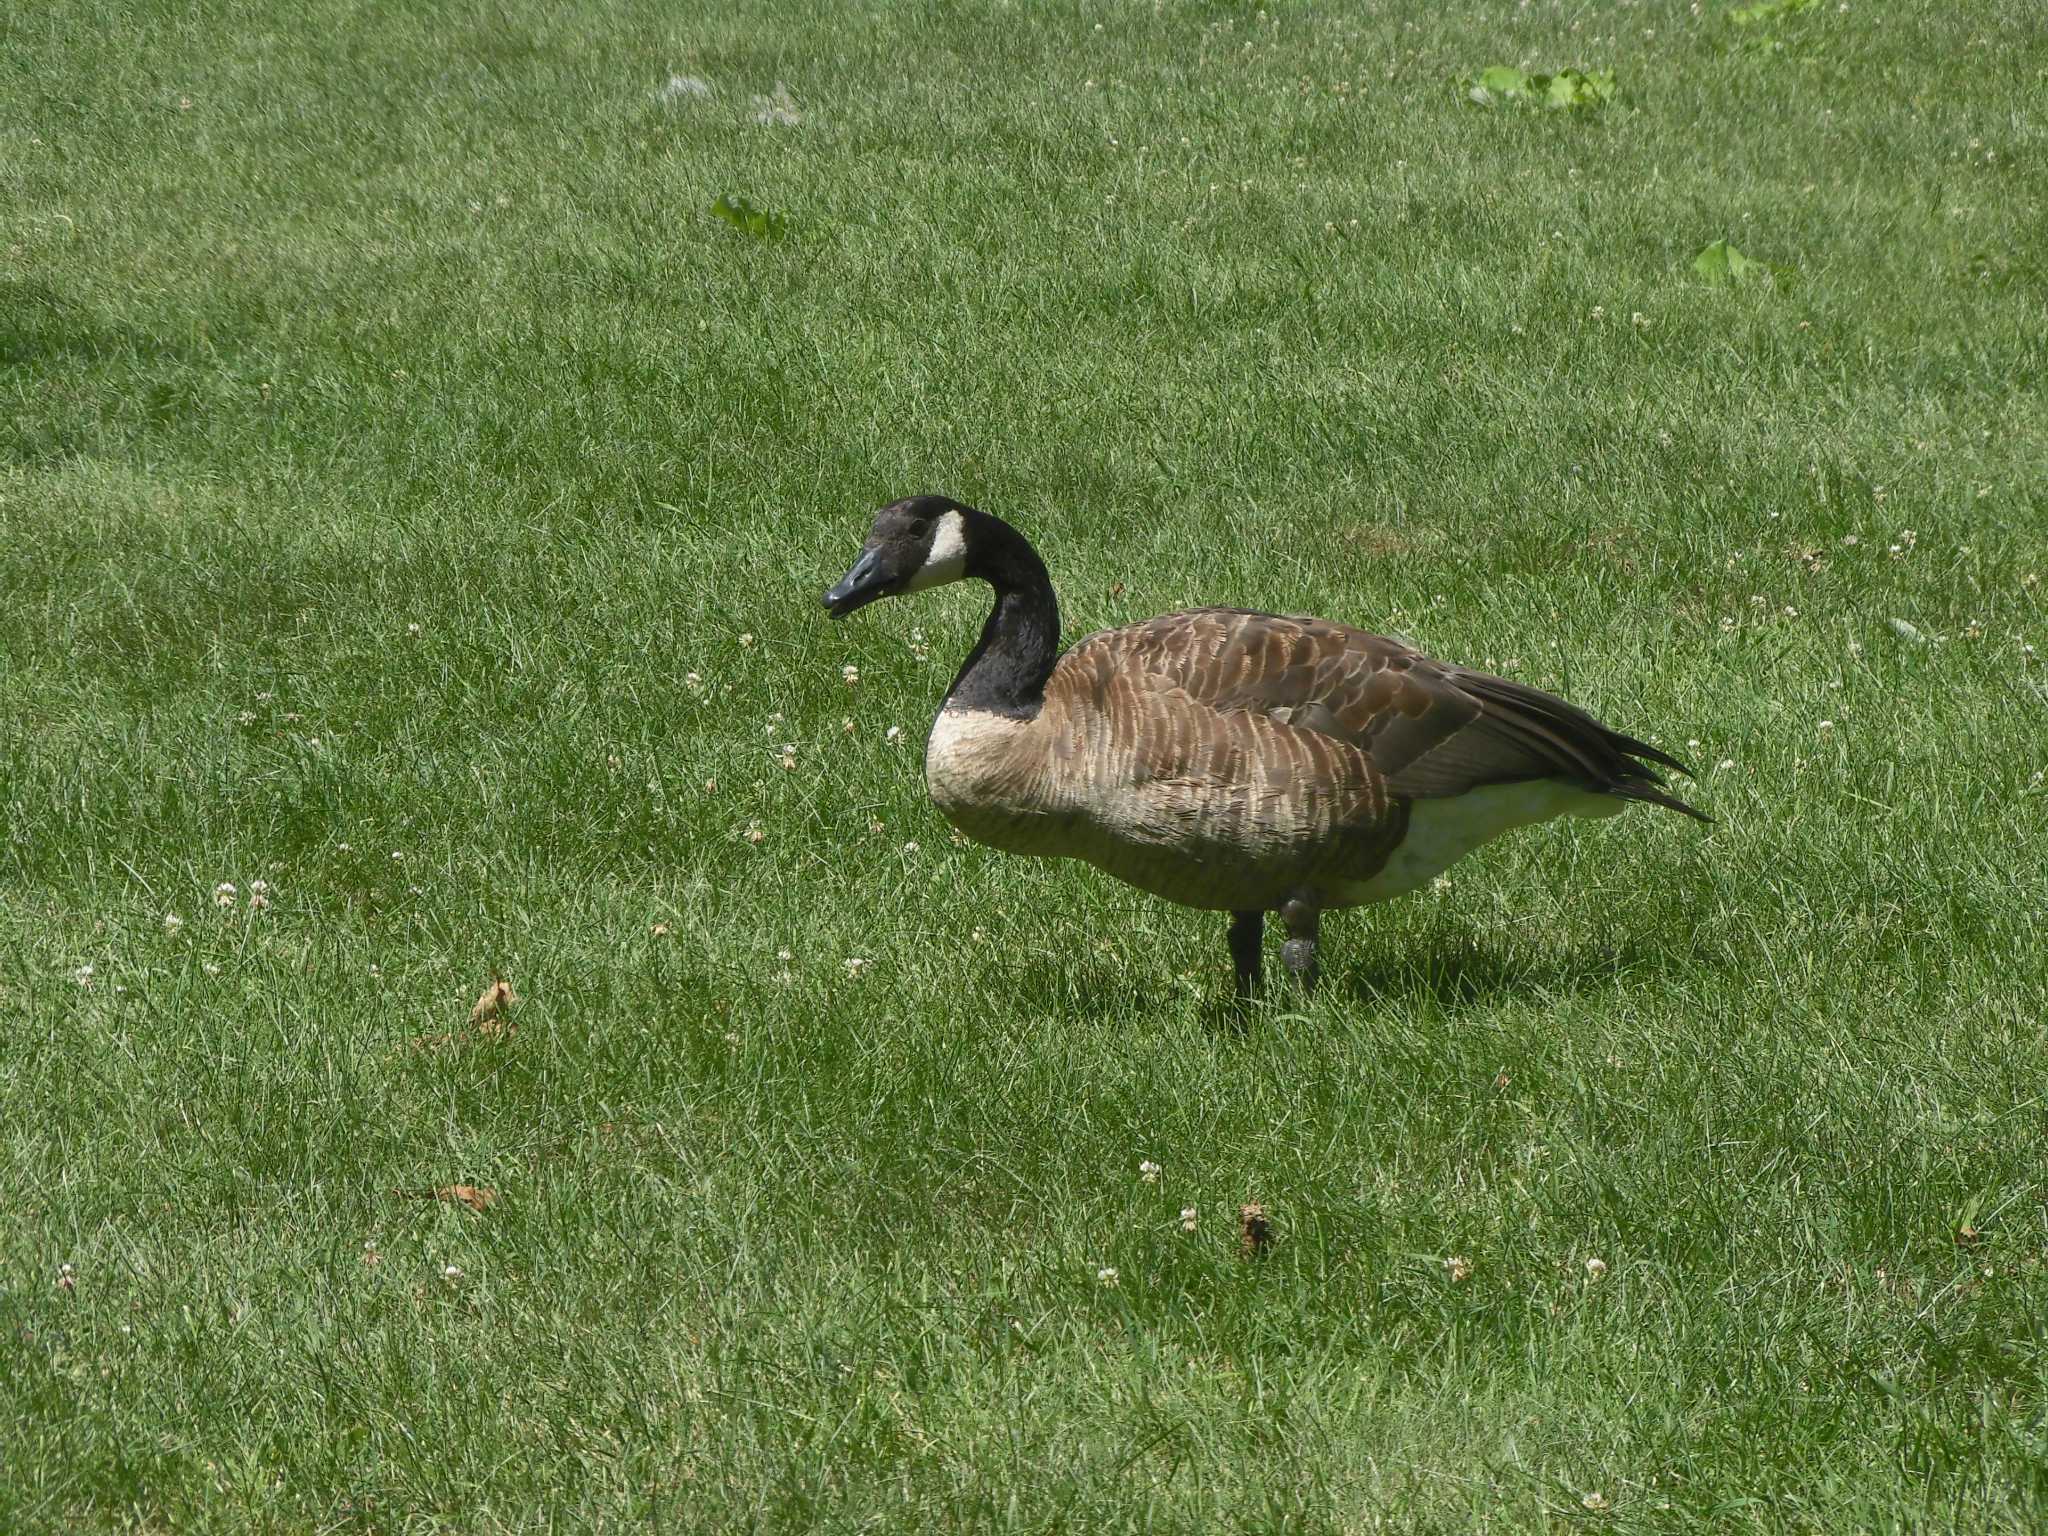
left=824, top=495, right=1708, bottom=997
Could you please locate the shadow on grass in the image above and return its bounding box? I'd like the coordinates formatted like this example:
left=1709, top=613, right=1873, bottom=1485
left=1336, top=934, right=1690, bottom=1012
left=1028, top=935, right=1689, bottom=1032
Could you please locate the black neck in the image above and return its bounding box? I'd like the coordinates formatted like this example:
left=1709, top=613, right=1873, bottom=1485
left=943, top=515, right=1060, bottom=718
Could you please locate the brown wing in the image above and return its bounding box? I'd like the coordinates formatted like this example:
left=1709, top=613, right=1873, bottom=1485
left=1064, top=608, right=1707, bottom=821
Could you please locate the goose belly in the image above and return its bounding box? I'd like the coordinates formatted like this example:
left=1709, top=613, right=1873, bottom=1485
left=925, top=709, right=1397, bottom=908
left=1327, top=779, right=1624, bottom=906
left=924, top=710, right=1622, bottom=912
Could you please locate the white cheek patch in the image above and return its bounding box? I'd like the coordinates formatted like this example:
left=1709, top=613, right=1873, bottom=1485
left=902, top=510, right=969, bottom=592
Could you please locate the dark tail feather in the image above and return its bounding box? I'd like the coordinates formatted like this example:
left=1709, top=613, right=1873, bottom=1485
left=1610, top=774, right=1714, bottom=824
left=1605, top=728, right=1695, bottom=780
left=1603, top=730, right=1712, bottom=823
left=1445, top=667, right=1714, bottom=823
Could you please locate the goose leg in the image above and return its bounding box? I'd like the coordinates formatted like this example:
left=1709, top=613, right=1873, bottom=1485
left=1228, top=910, right=1264, bottom=999
left=1279, top=895, right=1321, bottom=992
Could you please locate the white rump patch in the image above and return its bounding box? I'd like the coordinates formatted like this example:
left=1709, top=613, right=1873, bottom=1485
left=1339, top=780, right=1623, bottom=905
left=903, top=510, right=969, bottom=592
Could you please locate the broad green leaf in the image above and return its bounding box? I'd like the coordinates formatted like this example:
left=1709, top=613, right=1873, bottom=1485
left=711, top=194, right=789, bottom=242
left=1460, top=64, right=1612, bottom=111
left=1693, top=239, right=1791, bottom=286
left=1543, top=69, right=1615, bottom=108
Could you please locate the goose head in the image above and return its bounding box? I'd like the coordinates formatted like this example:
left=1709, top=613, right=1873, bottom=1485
left=822, top=494, right=975, bottom=619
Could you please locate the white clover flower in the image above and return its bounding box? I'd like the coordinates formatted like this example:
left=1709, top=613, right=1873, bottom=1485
left=1138, top=1159, right=1162, bottom=1184
left=73, top=964, right=94, bottom=987
left=884, top=725, right=903, bottom=744
left=249, top=879, right=268, bottom=895
left=203, top=962, right=221, bottom=976
left=842, top=664, right=860, bottom=685
left=744, top=823, right=765, bottom=845
left=1582, top=1492, right=1609, bottom=1512
left=776, top=948, right=792, bottom=963
left=843, top=957, right=869, bottom=979
left=1817, top=720, right=1834, bottom=732
left=684, top=671, right=704, bottom=693
left=1444, top=1254, right=1472, bottom=1282
left=750, top=82, right=801, bottom=126
left=213, top=882, right=238, bottom=907
left=1584, top=1256, right=1609, bottom=1280
left=162, top=913, right=184, bottom=934
left=442, top=1264, right=464, bottom=1281
left=738, top=633, right=755, bottom=648
left=407, top=622, right=422, bottom=637
left=1096, top=1266, right=1119, bottom=1286
left=1717, top=758, right=1736, bottom=771
left=654, top=73, right=713, bottom=103
left=902, top=840, right=920, bottom=855
left=248, top=892, right=270, bottom=911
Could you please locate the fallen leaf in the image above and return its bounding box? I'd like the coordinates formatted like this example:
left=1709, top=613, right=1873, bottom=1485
left=394, top=1185, right=498, bottom=1213
left=469, top=978, right=519, bottom=1037
left=1239, top=1202, right=1272, bottom=1259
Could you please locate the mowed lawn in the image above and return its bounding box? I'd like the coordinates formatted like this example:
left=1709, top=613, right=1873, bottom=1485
left=3, top=0, right=2046, bottom=1528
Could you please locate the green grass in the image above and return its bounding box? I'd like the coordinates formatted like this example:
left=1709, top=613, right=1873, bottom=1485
left=4, top=0, right=2047, bottom=1528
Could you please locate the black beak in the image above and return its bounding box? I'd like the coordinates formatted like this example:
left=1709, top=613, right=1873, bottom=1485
left=823, top=547, right=891, bottom=619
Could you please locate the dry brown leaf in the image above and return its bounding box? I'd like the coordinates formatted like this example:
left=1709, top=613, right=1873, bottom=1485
left=393, top=1185, right=498, bottom=1213
left=1239, top=1202, right=1272, bottom=1260
left=469, top=978, right=519, bottom=1037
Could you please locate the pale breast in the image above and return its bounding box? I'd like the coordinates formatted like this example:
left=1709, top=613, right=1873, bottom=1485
left=924, top=708, right=1073, bottom=855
